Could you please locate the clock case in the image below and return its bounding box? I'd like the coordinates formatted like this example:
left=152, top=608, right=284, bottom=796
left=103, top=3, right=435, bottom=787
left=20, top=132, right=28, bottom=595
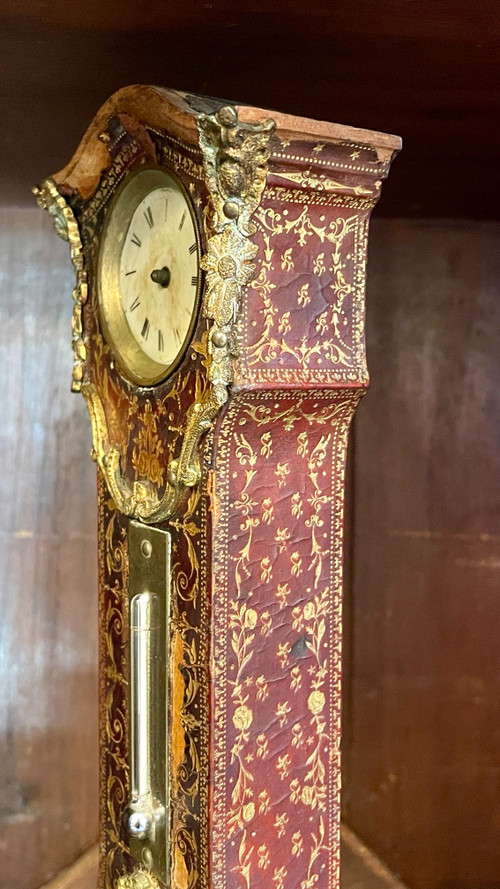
left=35, top=87, right=400, bottom=889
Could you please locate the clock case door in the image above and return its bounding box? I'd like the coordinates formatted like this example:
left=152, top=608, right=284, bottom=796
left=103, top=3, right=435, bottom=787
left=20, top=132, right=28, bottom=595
left=36, top=87, right=400, bottom=889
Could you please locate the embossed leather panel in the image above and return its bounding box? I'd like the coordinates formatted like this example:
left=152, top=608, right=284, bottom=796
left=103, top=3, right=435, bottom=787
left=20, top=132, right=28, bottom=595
left=210, top=390, right=360, bottom=889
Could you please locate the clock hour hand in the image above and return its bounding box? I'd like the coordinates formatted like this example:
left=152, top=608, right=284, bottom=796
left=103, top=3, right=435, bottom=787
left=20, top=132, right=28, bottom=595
left=150, top=266, right=171, bottom=288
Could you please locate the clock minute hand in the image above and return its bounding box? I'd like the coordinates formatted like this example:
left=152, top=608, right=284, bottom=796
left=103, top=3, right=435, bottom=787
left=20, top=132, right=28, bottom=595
left=150, top=266, right=171, bottom=288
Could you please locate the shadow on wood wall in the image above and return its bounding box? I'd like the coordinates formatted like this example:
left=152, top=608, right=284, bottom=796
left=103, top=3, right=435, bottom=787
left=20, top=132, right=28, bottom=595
left=342, top=219, right=500, bottom=889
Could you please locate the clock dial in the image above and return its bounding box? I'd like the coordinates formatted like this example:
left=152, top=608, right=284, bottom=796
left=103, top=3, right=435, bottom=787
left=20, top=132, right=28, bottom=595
left=98, top=167, right=201, bottom=385
left=119, top=185, right=198, bottom=368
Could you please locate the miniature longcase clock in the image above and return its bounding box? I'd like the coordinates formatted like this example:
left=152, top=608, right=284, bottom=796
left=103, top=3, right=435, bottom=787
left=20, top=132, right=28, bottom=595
left=34, top=87, right=400, bottom=889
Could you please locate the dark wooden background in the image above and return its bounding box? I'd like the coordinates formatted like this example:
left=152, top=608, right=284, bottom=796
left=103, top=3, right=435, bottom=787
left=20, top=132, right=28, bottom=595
left=0, top=208, right=99, bottom=888
left=342, top=220, right=500, bottom=889
left=2, top=0, right=500, bottom=218
left=1, top=3, right=499, bottom=888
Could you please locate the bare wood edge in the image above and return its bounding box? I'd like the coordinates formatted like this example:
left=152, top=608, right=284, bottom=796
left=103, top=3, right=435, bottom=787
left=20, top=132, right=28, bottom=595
left=238, top=104, right=402, bottom=159
left=52, top=87, right=198, bottom=199
left=38, top=846, right=99, bottom=889
left=52, top=85, right=401, bottom=200
left=341, top=824, right=409, bottom=889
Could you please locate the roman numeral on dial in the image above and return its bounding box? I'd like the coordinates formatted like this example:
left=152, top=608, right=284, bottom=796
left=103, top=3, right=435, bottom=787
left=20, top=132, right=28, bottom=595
left=144, top=206, right=154, bottom=229
left=191, top=276, right=197, bottom=286
left=141, top=318, right=150, bottom=340
left=129, top=296, right=140, bottom=312
left=189, top=243, right=196, bottom=255
left=130, top=233, right=141, bottom=247
left=158, top=330, right=164, bottom=352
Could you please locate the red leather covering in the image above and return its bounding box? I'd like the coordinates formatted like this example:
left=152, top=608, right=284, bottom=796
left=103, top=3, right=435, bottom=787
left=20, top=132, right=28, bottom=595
left=210, top=389, right=360, bottom=889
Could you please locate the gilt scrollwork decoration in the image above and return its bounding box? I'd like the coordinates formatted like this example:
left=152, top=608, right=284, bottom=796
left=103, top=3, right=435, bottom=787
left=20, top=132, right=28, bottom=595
left=34, top=106, right=275, bottom=522
left=133, top=104, right=275, bottom=522
left=32, top=178, right=88, bottom=392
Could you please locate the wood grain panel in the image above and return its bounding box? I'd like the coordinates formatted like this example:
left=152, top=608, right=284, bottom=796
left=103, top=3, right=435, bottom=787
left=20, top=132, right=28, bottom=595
left=342, top=220, right=500, bottom=889
left=0, top=208, right=99, bottom=889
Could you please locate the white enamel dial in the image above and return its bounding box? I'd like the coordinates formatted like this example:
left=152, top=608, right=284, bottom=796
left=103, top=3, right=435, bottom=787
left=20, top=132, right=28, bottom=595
left=98, top=167, right=201, bottom=385
left=119, top=185, right=198, bottom=366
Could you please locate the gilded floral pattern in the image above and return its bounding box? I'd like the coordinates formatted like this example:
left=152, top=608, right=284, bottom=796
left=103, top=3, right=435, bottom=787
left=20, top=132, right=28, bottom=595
left=98, top=470, right=209, bottom=889
left=236, top=200, right=370, bottom=387
left=132, top=401, right=167, bottom=486
left=211, top=389, right=360, bottom=889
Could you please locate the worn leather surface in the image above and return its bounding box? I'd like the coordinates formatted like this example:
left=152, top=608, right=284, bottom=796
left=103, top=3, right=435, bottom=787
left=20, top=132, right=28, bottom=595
left=210, top=389, right=361, bottom=889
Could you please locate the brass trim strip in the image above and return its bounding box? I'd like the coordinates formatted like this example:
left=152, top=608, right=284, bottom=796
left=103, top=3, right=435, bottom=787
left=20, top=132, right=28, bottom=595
left=126, top=521, right=171, bottom=886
